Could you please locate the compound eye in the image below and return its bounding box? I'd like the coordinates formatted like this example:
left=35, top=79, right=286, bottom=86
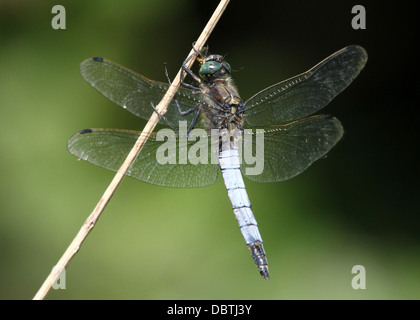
left=200, top=61, right=222, bottom=75
left=222, top=61, right=231, bottom=73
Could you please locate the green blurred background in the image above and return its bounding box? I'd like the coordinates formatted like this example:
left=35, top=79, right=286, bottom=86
left=0, top=0, right=418, bottom=299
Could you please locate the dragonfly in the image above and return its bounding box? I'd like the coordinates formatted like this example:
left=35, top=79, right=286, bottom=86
left=68, top=45, right=367, bottom=279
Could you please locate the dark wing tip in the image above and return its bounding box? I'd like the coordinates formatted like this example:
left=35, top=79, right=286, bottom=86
left=92, top=57, right=104, bottom=62
left=79, top=128, right=93, bottom=134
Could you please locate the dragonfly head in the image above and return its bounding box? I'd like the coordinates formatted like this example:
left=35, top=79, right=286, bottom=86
left=198, top=54, right=231, bottom=81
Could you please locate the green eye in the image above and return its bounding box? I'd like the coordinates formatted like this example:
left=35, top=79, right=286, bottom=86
left=200, top=61, right=222, bottom=75
left=222, top=61, right=231, bottom=73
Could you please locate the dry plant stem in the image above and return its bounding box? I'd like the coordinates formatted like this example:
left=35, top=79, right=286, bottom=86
left=33, top=0, right=231, bottom=300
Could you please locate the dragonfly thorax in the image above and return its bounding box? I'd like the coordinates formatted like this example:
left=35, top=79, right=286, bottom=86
left=200, top=75, right=244, bottom=130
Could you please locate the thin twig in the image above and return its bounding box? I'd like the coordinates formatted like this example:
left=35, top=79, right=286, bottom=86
left=33, top=0, right=230, bottom=300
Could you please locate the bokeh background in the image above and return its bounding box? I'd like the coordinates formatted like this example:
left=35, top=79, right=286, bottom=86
left=0, top=0, right=418, bottom=299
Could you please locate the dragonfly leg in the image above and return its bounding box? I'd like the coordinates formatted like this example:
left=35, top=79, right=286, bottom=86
left=150, top=102, right=179, bottom=132
left=181, top=43, right=208, bottom=90
left=237, top=102, right=246, bottom=115
left=187, top=107, right=201, bottom=134
left=190, top=41, right=208, bottom=57
left=180, top=81, right=200, bottom=91
left=150, top=101, right=202, bottom=139
left=174, top=99, right=197, bottom=117
left=181, top=53, right=202, bottom=87
left=163, top=60, right=200, bottom=92
left=208, top=100, right=234, bottom=114
left=163, top=62, right=172, bottom=84
left=171, top=100, right=201, bottom=134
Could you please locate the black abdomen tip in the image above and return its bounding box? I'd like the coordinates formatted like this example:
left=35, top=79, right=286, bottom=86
left=259, top=266, right=270, bottom=280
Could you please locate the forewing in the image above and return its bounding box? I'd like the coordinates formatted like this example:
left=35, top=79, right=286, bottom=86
left=67, top=128, right=218, bottom=188
left=244, top=45, right=367, bottom=125
left=79, top=58, right=202, bottom=128
left=241, top=115, right=344, bottom=182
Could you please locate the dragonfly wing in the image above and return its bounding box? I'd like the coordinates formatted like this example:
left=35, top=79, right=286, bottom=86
left=79, top=58, right=202, bottom=128
left=243, top=45, right=367, bottom=125
left=67, top=128, right=218, bottom=187
left=241, top=115, right=344, bottom=182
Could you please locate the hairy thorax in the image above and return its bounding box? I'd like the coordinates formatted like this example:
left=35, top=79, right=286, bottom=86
left=200, top=77, right=244, bottom=131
